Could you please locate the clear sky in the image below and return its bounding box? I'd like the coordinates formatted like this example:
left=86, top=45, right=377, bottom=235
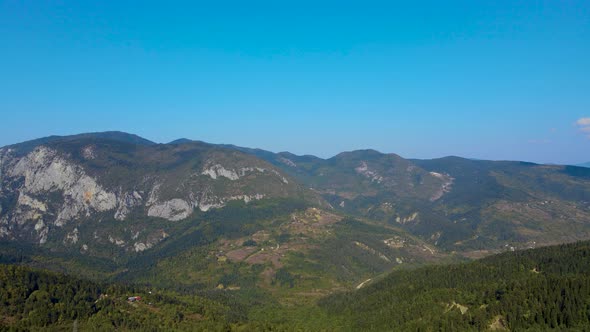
left=1, top=1, right=589, bottom=164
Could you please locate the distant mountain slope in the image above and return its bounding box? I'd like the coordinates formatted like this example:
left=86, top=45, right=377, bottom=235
left=231, top=147, right=452, bottom=202
left=225, top=145, right=590, bottom=252
left=577, top=162, right=590, bottom=168
left=412, top=157, right=590, bottom=250
left=321, top=240, right=590, bottom=331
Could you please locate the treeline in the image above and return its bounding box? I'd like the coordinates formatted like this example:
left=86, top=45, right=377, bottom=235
left=320, top=240, right=590, bottom=331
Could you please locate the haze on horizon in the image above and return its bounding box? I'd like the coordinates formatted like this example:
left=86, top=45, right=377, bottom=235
left=1, top=1, right=589, bottom=165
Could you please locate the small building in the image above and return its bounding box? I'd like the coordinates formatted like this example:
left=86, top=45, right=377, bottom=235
left=217, top=255, right=227, bottom=262
left=128, top=296, right=142, bottom=302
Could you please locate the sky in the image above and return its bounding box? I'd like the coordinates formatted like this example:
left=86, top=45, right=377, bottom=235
left=0, top=1, right=589, bottom=164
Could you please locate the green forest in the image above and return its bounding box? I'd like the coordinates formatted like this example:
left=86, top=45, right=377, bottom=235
left=321, top=240, right=590, bottom=331
left=3, top=240, right=590, bottom=331
left=0, top=264, right=240, bottom=331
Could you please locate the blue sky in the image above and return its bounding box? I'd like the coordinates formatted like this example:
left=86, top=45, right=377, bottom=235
left=1, top=1, right=589, bottom=164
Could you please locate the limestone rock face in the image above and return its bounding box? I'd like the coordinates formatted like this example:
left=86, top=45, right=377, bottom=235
left=115, top=191, right=143, bottom=220
left=148, top=198, right=192, bottom=221
left=201, top=164, right=241, bottom=180
left=201, top=162, right=288, bottom=184
left=133, top=230, right=168, bottom=252
left=8, top=147, right=117, bottom=227
left=1, top=147, right=121, bottom=244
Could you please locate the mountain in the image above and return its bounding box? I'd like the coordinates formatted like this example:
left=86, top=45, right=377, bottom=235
left=0, top=133, right=312, bottom=252
left=412, top=157, right=590, bottom=250
left=577, top=162, right=590, bottom=168
left=234, top=146, right=590, bottom=253
left=3, top=132, right=589, bottom=261
left=229, top=147, right=451, bottom=201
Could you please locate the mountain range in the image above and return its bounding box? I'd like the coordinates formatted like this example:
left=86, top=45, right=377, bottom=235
left=1, top=131, right=589, bottom=299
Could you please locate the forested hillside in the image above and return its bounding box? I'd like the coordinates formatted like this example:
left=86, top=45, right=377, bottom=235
left=0, top=264, right=240, bottom=331
left=320, top=240, right=590, bottom=331
left=4, top=241, right=590, bottom=331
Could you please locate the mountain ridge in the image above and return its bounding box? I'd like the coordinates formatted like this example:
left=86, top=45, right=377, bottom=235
left=3, top=131, right=590, bottom=254
left=6, top=131, right=585, bottom=167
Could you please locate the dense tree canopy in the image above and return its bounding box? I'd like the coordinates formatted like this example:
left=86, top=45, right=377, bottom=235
left=3, top=241, right=590, bottom=331
left=320, top=241, right=590, bottom=331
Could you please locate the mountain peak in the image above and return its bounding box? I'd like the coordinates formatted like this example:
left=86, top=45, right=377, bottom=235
left=168, top=138, right=195, bottom=144
left=330, top=149, right=385, bottom=160
left=4, top=131, right=155, bottom=155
